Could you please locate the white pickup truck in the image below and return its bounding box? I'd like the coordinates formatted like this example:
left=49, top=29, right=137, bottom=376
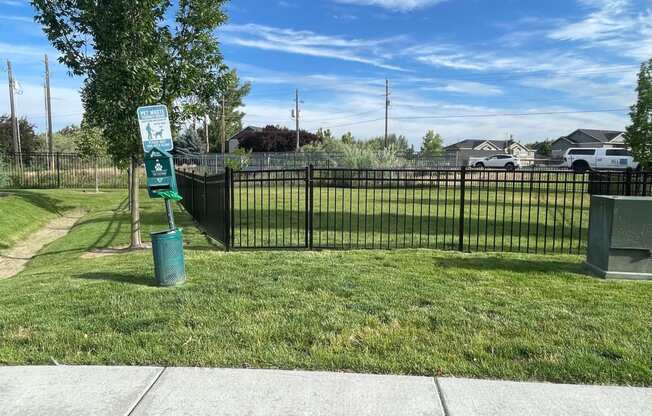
left=468, top=154, right=521, bottom=170
left=563, top=148, right=640, bottom=172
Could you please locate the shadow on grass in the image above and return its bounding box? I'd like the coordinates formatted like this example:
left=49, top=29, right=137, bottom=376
left=75, top=271, right=156, bottom=287
left=8, top=190, right=72, bottom=215
left=434, top=255, right=584, bottom=275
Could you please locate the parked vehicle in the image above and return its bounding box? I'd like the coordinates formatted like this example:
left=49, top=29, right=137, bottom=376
left=563, top=148, right=640, bottom=172
left=468, top=154, right=521, bottom=170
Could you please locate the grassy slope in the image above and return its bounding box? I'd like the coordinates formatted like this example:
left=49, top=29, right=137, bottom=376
left=0, top=190, right=651, bottom=386
left=0, top=190, right=122, bottom=249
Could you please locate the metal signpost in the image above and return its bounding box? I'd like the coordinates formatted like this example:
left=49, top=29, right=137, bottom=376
left=137, top=105, right=185, bottom=286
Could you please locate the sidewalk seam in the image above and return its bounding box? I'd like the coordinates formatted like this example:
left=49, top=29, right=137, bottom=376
left=125, top=366, right=166, bottom=416
left=434, top=377, right=451, bottom=416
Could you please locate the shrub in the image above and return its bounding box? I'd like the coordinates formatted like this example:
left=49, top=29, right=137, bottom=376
left=0, top=158, right=9, bottom=188
left=225, top=148, right=252, bottom=171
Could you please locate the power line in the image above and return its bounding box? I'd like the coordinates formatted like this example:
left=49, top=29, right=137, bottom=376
left=321, top=108, right=629, bottom=129
left=305, top=108, right=382, bottom=125
left=391, top=108, right=629, bottom=121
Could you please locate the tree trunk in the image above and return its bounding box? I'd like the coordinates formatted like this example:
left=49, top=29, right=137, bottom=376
left=130, top=156, right=144, bottom=249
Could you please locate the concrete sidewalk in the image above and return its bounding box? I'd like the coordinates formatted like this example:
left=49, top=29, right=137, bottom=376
left=1, top=366, right=651, bottom=416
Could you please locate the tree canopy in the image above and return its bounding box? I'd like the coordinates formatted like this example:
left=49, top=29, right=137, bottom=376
left=0, top=115, right=41, bottom=154
left=32, top=0, right=229, bottom=165
left=420, top=130, right=443, bottom=156
left=198, top=69, right=251, bottom=153
left=238, top=126, right=322, bottom=152
left=625, top=59, right=652, bottom=169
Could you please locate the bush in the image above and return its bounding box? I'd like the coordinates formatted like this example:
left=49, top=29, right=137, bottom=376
left=225, top=148, right=252, bottom=171
left=0, top=158, right=9, bottom=188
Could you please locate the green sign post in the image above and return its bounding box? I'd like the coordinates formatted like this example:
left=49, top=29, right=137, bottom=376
left=138, top=105, right=186, bottom=286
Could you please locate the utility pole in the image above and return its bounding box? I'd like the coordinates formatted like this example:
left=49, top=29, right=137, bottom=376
left=221, top=94, right=226, bottom=154
left=45, top=54, right=54, bottom=156
left=384, top=78, right=390, bottom=148
left=7, top=60, right=20, bottom=156
left=295, top=89, right=300, bottom=151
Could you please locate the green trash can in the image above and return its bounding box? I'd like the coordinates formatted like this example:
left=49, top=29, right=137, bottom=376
left=151, top=228, right=186, bottom=286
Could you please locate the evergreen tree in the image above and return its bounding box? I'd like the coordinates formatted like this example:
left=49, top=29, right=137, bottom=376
left=198, top=69, right=251, bottom=153
left=625, top=59, right=652, bottom=169
left=420, top=130, right=443, bottom=156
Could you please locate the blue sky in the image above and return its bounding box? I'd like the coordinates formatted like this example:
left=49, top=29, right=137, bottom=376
left=1, top=0, right=651, bottom=146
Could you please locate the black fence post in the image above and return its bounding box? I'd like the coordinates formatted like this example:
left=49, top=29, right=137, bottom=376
left=642, top=171, right=648, bottom=197
left=458, top=166, right=466, bottom=252
left=203, top=172, right=208, bottom=222
left=224, top=167, right=231, bottom=251
left=625, top=167, right=633, bottom=196
left=56, top=152, right=61, bottom=188
left=307, top=164, right=314, bottom=250
left=190, top=170, right=195, bottom=216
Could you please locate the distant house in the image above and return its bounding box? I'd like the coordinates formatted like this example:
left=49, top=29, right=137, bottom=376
left=444, top=139, right=534, bottom=165
left=550, top=129, right=626, bottom=158
left=227, top=126, right=262, bottom=153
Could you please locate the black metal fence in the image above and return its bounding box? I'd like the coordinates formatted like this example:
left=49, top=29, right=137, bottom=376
left=176, top=170, right=230, bottom=247
left=1, top=152, right=129, bottom=189
left=176, top=166, right=651, bottom=254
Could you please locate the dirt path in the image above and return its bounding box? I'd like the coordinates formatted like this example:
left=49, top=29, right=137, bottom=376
left=0, top=209, right=87, bottom=279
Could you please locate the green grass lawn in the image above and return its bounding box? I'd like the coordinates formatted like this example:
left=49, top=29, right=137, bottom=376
left=228, top=183, right=590, bottom=254
left=1, top=189, right=651, bottom=386
left=0, top=189, right=123, bottom=249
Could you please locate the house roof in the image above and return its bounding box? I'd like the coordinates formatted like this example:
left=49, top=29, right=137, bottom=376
left=228, top=126, right=262, bottom=142
left=445, top=139, right=503, bottom=151
left=444, top=139, right=531, bottom=152
left=570, top=129, right=624, bottom=143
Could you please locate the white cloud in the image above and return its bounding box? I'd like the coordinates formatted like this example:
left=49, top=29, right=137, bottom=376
left=550, top=0, right=630, bottom=41
left=222, top=24, right=405, bottom=71
left=0, top=0, right=26, bottom=6
left=426, top=81, right=503, bottom=96
left=232, top=65, right=628, bottom=146
left=549, top=0, right=652, bottom=60
left=0, top=14, right=32, bottom=22
left=332, top=0, right=447, bottom=12
left=0, top=42, right=49, bottom=57
left=0, top=82, right=83, bottom=131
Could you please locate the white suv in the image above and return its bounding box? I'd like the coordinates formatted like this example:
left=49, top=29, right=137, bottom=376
left=469, top=154, right=521, bottom=170
left=563, top=148, right=639, bottom=172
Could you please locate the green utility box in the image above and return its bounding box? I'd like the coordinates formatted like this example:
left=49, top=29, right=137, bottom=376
left=144, top=147, right=178, bottom=199
left=151, top=228, right=186, bottom=286
left=586, top=195, right=652, bottom=280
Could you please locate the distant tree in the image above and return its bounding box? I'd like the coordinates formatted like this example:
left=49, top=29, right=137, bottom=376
left=420, top=130, right=443, bottom=156
left=527, top=140, right=553, bottom=157
left=174, top=129, right=203, bottom=155
left=238, top=125, right=322, bottom=152
left=33, top=0, right=230, bottom=248
left=316, top=128, right=335, bottom=143
left=625, top=59, right=652, bottom=169
left=367, top=134, right=409, bottom=152
left=198, top=69, right=251, bottom=153
left=341, top=132, right=355, bottom=145
left=47, top=124, right=81, bottom=153
left=0, top=115, right=42, bottom=154
left=72, top=124, right=106, bottom=192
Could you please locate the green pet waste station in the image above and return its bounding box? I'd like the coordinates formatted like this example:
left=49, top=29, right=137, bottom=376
left=144, top=147, right=186, bottom=287
left=586, top=195, right=652, bottom=280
